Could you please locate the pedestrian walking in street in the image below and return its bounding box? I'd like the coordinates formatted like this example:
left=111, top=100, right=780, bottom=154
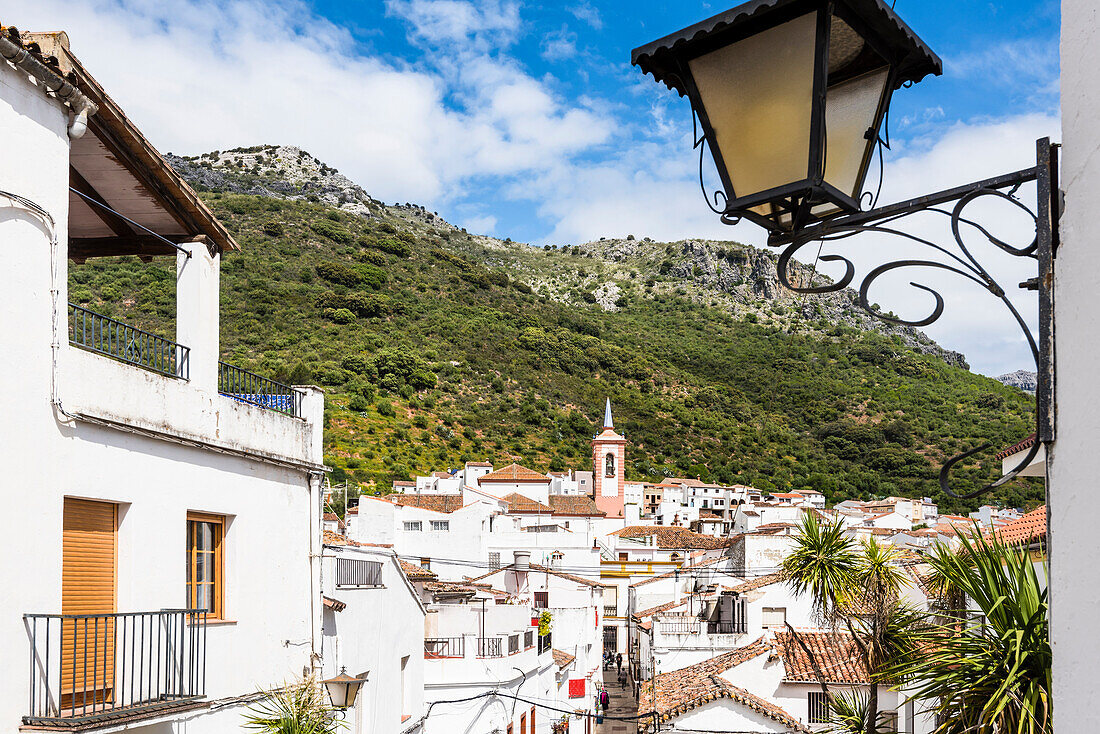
left=616, top=652, right=622, bottom=672
left=618, top=668, right=627, bottom=689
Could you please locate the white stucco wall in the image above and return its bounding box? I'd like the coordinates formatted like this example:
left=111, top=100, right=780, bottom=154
left=1054, top=1, right=1099, bottom=729
left=321, top=545, right=425, bottom=733
left=0, top=60, right=324, bottom=734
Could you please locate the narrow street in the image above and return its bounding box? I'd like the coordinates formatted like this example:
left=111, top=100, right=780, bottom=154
left=596, top=667, right=638, bottom=734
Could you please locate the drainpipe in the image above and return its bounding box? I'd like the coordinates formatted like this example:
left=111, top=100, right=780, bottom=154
left=0, top=34, right=98, bottom=137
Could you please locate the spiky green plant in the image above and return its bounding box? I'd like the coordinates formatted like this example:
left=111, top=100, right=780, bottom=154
left=243, top=678, right=343, bottom=734
left=827, top=690, right=900, bottom=734
left=889, top=529, right=1050, bottom=734
left=780, top=512, right=858, bottom=623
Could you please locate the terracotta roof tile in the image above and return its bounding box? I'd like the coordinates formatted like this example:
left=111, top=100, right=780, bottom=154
left=773, top=630, right=871, bottom=685
left=479, top=463, right=551, bottom=483
left=611, top=525, right=734, bottom=549
left=730, top=573, right=785, bottom=594
left=548, top=495, right=605, bottom=516
left=552, top=649, right=576, bottom=669
left=322, top=595, right=346, bottom=612
left=502, top=493, right=554, bottom=513
left=399, top=559, right=438, bottom=581
left=995, top=434, right=1037, bottom=460
left=387, top=494, right=465, bottom=513
left=638, top=639, right=809, bottom=733
left=466, top=461, right=494, bottom=467
left=996, top=506, right=1046, bottom=546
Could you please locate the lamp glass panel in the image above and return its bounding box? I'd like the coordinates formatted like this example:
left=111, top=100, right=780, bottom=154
left=688, top=12, right=818, bottom=199
left=823, top=67, right=889, bottom=198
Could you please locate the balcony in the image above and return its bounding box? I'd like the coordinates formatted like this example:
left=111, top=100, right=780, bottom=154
left=24, top=610, right=207, bottom=728
left=707, top=621, right=748, bottom=635
left=538, top=632, right=552, bottom=655
left=477, top=637, right=503, bottom=658
left=69, top=304, right=188, bottom=379
left=657, top=616, right=702, bottom=635
left=218, top=361, right=302, bottom=418
left=603, top=605, right=618, bottom=617
left=424, top=637, right=465, bottom=659
left=334, top=558, right=383, bottom=588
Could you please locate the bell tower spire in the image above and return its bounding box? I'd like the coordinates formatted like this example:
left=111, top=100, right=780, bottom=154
left=603, top=397, right=613, bottom=429
left=592, top=398, right=627, bottom=518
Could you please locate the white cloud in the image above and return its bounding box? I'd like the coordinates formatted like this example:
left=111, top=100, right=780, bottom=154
left=385, top=0, right=521, bottom=47
left=541, top=26, right=578, bottom=62
left=8, top=0, right=612, bottom=208
left=568, top=2, right=602, bottom=30
left=461, top=214, right=498, bottom=235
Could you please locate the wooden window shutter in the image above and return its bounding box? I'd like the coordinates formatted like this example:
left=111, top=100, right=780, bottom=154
left=61, top=497, right=118, bottom=707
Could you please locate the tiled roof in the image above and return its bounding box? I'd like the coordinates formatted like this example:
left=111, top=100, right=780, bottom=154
left=393, top=480, right=415, bottom=487
left=995, top=434, right=1037, bottom=460
left=322, top=595, right=346, bottom=612
left=611, top=525, right=734, bottom=549
left=698, top=511, right=722, bottom=519
left=479, top=463, right=551, bottom=483
left=630, top=557, right=724, bottom=588
left=593, top=427, right=626, bottom=442
left=502, top=493, right=554, bottom=513
left=323, top=530, right=395, bottom=550
left=432, top=471, right=453, bottom=479
left=773, top=630, right=871, bottom=685
left=729, top=573, right=785, bottom=594
left=552, top=649, right=576, bottom=669
left=386, top=494, right=466, bottom=513
left=464, top=563, right=610, bottom=589
left=323, top=512, right=339, bottom=521
left=399, top=559, right=438, bottom=581
left=996, top=506, right=1046, bottom=546
left=769, top=492, right=805, bottom=499
left=547, top=495, right=605, bottom=516
left=467, top=461, right=494, bottom=467
left=638, top=638, right=809, bottom=734
left=665, top=477, right=706, bottom=487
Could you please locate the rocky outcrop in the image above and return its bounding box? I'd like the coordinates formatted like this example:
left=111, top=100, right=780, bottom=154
left=166, top=145, right=376, bottom=216
left=996, top=370, right=1037, bottom=393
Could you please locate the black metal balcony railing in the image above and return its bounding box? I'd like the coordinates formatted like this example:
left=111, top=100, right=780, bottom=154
left=69, top=304, right=188, bottom=379
left=334, top=558, right=383, bottom=588
left=218, top=361, right=302, bottom=417
left=658, top=616, right=701, bottom=634
left=24, top=610, right=206, bottom=727
left=508, top=634, right=520, bottom=655
left=524, top=630, right=534, bottom=649
left=538, top=632, right=552, bottom=655
left=477, top=637, right=503, bottom=658
left=707, top=620, right=748, bottom=635
left=603, top=605, right=618, bottom=617
left=424, top=637, right=465, bottom=659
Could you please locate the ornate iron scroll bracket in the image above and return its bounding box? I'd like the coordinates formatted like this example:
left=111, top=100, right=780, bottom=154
left=763, top=138, right=1057, bottom=500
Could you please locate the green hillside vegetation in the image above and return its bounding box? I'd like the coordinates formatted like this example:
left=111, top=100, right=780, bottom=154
left=66, top=192, right=1040, bottom=514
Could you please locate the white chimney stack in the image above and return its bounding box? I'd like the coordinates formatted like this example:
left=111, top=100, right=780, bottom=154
left=513, top=550, right=531, bottom=571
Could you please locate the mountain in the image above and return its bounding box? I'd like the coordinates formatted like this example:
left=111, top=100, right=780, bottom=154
left=68, top=146, right=1040, bottom=514
left=996, top=370, right=1038, bottom=394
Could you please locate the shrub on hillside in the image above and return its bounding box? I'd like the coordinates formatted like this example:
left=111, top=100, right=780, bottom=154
left=262, top=221, right=284, bottom=237
left=376, top=238, right=412, bottom=257
left=310, top=220, right=353, bottom=245
left=358, top=250, right=386, bottom=266
left=316, top=262, right=361, bottom=286
left=329, top=308, right=356, bottom=324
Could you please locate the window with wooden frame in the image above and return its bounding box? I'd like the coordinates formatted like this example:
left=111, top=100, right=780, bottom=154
left=186, top=512, right=225, bottom=619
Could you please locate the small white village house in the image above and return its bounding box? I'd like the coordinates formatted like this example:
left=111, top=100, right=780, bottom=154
left=1, top=30, right=327, bottom=733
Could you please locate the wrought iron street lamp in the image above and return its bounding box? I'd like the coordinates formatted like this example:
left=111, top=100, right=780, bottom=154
left=633, top=0, right=1058, bottom=499
left=632, top=0, right=941, bottom=233
left=322, top=667, right=367, bottom=710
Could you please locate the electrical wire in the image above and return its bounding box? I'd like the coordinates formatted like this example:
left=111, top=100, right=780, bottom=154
left=68, top=186, right=192, bottom=257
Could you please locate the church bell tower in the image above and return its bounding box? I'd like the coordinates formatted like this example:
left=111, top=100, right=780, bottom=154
left=592, top=398, right=627, bottom=518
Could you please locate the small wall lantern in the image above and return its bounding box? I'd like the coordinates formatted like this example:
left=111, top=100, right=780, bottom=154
left=631, top=0, right=941, bottom=233
left=322, top=667, right=367, bottom=710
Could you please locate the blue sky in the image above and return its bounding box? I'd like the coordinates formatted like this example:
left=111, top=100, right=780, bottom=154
left=11, top=0, right=1062, bottom=374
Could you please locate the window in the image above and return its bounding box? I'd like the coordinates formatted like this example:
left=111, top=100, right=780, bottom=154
left=489, top=552, right=501, bottom=569
left=430, top=520, right=450, bottom=531
left=534, top=591, right=549, bottom=608
left=187, top=513, right=224, bottom=618
left=808, top=691, right=829, bottom=723
left=879, top=711, right=898, bottom=733
left=420, top=557, right=431, bottom=570
left=618, top=552, right=628, bottom=561
left=403, top=521, right=422, bottom=532
left=605, top=453, right=615, bottom=477
left=762, top=607, right=786, bottom=627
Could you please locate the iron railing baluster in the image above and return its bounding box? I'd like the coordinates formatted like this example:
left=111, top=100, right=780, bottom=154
left=217, top=360, right=303, bottom=417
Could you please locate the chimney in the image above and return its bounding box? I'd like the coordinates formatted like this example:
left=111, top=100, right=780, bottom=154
left=513, top=550, right=531, bottom=571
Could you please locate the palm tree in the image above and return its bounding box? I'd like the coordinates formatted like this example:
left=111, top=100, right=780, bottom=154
left=781, top=513, right=920, bottom=734
left=888, top=529, right=1050, bottom=734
